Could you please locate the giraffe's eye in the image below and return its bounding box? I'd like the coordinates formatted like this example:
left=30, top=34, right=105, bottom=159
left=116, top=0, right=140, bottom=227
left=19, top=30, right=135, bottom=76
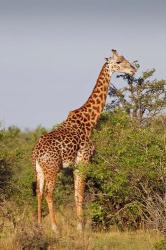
left=117, top=61, right=121, bottom=64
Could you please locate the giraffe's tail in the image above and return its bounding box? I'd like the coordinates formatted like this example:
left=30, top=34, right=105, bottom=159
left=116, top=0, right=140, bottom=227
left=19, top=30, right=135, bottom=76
left=32, top=160, right=45, bottom=197
left=32, top=181, right=37, bottom=196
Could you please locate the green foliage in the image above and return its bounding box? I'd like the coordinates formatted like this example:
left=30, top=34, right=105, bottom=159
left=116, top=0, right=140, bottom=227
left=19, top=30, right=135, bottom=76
left=0, top=158, right=13, bottom=200
left=0, top=125, right=46, bottom=204
left=108, top=67, right=166, bottom=124
left=154, top=240, right=166, bottom=250
left=54, top=168, right=74, bottom=205
left=88, top=110, right=166, bottom=230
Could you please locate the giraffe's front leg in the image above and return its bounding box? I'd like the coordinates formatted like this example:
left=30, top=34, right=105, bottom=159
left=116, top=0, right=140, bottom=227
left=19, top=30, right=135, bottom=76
left=74, top=140, right=95, bottom=231
left=74, top=169, right=86, bottom=232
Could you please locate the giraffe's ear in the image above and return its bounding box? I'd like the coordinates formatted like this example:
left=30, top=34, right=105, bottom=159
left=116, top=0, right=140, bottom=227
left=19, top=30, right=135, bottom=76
left=112, top=49, right=119, bottom=59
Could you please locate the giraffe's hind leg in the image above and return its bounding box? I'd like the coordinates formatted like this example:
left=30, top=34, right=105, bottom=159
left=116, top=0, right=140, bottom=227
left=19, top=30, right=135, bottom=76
left=36, top=160, right=44, bottom=225
left=44, top=164, right=60, bottom=233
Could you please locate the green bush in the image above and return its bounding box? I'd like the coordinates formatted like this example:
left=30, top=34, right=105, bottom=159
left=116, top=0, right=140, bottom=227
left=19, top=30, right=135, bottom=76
left=87, top=110, right=166, bottom=230
left=154, top=240, right=166, bottom=250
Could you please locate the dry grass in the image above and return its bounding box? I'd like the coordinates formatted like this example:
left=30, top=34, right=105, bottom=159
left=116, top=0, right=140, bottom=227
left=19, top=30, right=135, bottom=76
left=0, top=205, right=163, bottom=250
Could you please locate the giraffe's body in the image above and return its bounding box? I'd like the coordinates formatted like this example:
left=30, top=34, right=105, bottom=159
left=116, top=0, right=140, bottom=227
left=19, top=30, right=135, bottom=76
left=32, top=50, right=136, bottom=232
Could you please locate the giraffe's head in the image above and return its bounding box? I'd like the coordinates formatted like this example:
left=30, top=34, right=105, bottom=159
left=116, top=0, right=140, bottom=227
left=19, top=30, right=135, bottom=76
left=106, top=49, right=137, bottom=76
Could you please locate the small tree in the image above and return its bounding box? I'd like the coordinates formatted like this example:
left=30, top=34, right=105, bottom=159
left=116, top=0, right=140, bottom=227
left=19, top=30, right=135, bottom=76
left=107, top=66, right=166, bottom=124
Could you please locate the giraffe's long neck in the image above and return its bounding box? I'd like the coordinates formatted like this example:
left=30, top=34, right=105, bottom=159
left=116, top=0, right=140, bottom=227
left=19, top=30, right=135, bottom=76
left=65, top=63, right=112, bottom=136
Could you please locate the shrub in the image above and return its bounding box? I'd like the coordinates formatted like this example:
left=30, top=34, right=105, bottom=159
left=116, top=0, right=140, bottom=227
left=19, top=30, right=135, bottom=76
left=0, top=158, right=13, bottom=200
left=16, top=222, right=50, bottom=250
left=87, top=111, right=166, bottom=231
left=154, top=240, right=166, bottom=250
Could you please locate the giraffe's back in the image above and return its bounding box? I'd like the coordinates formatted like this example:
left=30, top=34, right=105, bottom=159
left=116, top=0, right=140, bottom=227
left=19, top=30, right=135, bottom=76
left=32, top=125, right=82, bottom=169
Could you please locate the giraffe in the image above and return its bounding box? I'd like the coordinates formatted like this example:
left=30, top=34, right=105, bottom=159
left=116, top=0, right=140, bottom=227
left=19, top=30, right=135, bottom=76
left=32, top=49, right=136, bottom=232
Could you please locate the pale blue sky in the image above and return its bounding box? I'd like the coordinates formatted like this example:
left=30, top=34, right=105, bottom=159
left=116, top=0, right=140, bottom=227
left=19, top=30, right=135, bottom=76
left=0, top=0, right=166, bottom=129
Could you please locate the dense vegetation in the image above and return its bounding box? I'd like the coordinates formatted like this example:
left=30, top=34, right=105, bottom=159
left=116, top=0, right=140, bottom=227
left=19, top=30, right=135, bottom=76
left=89, top=111, right=166, bottom=231
left=0, top=68, right=166, bottom=249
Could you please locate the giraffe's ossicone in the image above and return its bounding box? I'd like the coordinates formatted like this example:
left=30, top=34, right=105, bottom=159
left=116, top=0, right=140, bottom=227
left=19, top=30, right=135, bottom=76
left=32, top=49, right=136, bottom=233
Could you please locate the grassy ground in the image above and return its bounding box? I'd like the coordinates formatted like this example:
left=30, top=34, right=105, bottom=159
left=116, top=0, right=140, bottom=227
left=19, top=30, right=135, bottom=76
left=0, top=205, right=163, bottom=250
